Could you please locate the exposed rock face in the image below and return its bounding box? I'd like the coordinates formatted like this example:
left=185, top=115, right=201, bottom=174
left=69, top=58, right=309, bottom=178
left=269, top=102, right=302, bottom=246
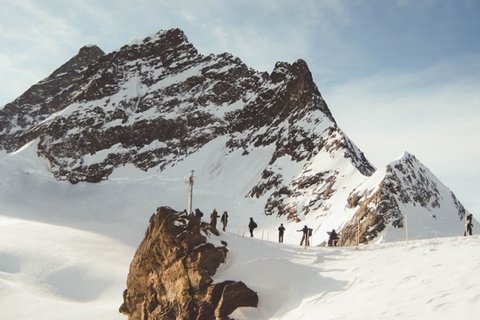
left=119, top=207, right=258, bottom=320
left=339, top=152, right=466, bottom=245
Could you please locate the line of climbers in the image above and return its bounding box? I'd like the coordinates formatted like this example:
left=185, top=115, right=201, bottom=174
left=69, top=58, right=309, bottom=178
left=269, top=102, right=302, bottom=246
left=189, top=208, right=340, bottom=247
left=189, top=208, right=475, bottom=246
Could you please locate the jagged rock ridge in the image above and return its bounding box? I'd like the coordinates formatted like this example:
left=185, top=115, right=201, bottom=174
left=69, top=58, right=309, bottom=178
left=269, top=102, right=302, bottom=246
left=120, top=206, right=258, bottom=320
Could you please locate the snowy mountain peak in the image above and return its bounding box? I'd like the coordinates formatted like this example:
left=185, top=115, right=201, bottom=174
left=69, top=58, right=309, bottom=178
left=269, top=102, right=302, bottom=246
left=129, top=28, right=189, bottom=47
left=0, top=28, right=468, bottom=246
left=119, top=27, right=198, bottom=64
left=395, top=150, right=417, bottom=162
left=341, top=152, right=466, bottom=245
left=151, top=27, right=189, bottom=44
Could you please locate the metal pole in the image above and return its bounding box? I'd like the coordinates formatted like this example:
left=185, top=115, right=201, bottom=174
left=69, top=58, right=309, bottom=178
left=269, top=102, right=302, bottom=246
left=187, top=170, right=194, bottom=214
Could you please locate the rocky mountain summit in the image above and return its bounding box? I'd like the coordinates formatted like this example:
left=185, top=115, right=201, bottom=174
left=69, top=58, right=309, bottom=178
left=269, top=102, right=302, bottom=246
left=120, top=206, right=258, bottom=320
left=0, top=28, right=468, bottom=244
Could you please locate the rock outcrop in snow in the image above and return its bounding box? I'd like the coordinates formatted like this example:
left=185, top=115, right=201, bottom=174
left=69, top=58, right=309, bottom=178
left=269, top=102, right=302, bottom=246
left=119, top=206, right=258, bottom=320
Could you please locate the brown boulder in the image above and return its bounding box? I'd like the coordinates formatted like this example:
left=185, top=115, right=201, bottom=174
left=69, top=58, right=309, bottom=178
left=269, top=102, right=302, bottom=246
left=215, top=281, right=259, bottom=319
left=119, top=206, right=258, bottom=320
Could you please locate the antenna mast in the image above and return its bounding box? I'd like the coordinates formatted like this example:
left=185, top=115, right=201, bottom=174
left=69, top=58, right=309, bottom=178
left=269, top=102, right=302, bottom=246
left=187, top=170, right=195, bottom=214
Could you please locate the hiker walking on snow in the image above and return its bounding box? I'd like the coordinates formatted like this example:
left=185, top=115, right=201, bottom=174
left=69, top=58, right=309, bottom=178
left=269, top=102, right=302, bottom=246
left=248, top=217, right=257, bottom=237
left=210, top=209, right=219, bottom=229
left=221, top=211, right=229, bottom=231
left=278, top=223, right=286, bottom=243
left=327, top=229, right=339, bottom=246
left=298, top=225, right=310, bottom=246
left=465, top=212, right=473, bottom=236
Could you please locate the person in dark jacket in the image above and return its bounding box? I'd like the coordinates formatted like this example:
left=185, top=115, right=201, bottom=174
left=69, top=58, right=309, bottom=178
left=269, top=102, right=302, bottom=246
left=193, top=208, right=203, bottom=226
left=327, top=229, right=339, bottom=246
left=248, top=217, right=257, bottom=237
left=465, top=212, right=473, bottom=236
left=278, top=223, right=286, bottom=243
left=221, top=211, right=229, bottom=231
left=210, top=209, right=218, bottom=228
left=297, top=225, right=309, bottom=246
left=188, top=208, right=202, bottom=232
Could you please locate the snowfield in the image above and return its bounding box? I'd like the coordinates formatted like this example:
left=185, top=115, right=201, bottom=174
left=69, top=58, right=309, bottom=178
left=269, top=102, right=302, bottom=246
left=0, top=215, right=132, bottom=320
left=215, top=233, right=480, bottom=320
left=1, top=214, right=479, bottom=320
left=1, top=140, right=478, bottom=319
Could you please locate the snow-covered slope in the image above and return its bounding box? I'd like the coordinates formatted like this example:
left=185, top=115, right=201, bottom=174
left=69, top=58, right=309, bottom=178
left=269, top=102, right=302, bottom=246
left=1, top=208, right=479, bottom=319
left=0, top=215, right=132, bottom=320
left=0, top=131, right=477, bottom=319
left=214, top=232, right=480, bottom=320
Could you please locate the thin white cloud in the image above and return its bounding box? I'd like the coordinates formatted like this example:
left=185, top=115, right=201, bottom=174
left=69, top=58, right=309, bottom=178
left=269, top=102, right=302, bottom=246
left=157, top=0, right=355, bottom=73
left=326, top=63, right=480, bottom=164
left=0, top=0, right=358, bottom=103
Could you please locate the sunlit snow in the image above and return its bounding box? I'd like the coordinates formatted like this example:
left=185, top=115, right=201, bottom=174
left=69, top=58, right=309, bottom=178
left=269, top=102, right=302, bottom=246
left=0, top=135, right=475, bottom=319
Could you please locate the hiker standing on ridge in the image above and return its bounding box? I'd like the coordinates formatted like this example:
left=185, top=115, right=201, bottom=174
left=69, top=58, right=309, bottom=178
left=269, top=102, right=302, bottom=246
left=210, top=209, right=218, bottom=229
left=298, top=225, right=309, bottom=246
left=248, top=217, right=257, bottom=237
left=194, top=208, right=203, bottom=219
left=278, top=223, right=286, bottom=243
left=188, top=208, right=203, bottom=232
left=465, top=212, right=473, bottom=236
left=221, top=211, right=229, bottom=231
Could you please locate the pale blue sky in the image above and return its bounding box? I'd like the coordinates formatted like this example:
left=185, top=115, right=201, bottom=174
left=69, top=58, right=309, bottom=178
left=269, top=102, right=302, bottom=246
left=1, top=0, right=479, bottom=216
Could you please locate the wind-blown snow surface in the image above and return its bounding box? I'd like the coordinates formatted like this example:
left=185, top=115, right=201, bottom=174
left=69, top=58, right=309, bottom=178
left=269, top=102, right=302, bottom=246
left=1, top=142, right=477, bottom=319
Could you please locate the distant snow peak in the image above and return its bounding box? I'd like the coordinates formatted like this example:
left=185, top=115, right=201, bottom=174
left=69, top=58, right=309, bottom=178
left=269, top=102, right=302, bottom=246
left=341, top=151, right=465, bottom=245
